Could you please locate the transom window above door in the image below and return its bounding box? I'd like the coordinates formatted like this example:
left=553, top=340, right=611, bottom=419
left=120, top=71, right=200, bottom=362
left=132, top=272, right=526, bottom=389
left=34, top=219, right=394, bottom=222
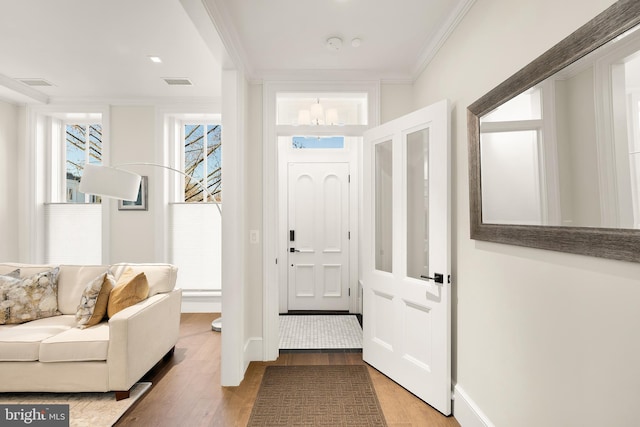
left=292, top=136, right=345, bottom=149
left=276, top=92, right=368, bottom=126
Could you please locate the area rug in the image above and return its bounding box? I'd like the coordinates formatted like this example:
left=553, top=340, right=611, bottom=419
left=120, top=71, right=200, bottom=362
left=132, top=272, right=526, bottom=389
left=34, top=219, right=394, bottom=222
left=0, top=382, right=151, bottom=427
left=247, top=365, right=387, bottom=426
left=279, top=315, right=362, bottom=350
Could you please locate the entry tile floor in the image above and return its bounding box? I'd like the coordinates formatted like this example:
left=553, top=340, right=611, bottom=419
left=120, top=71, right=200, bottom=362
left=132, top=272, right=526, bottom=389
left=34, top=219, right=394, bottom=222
left=279, top=315, right=363, bottom=351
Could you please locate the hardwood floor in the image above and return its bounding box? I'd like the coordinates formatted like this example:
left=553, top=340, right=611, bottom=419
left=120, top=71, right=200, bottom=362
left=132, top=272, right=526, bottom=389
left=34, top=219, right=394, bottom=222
left=116, top=313, right=460, bottom=427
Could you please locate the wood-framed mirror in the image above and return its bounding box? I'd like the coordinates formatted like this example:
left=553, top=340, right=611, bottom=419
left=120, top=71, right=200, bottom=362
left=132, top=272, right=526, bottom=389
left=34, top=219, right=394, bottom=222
left=468, top=0, right=640, bottom=263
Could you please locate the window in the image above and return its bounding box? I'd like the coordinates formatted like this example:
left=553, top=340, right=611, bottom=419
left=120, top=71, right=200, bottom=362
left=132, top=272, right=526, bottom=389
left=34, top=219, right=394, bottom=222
left=292, top=136, right=345, bottom=149
left=184, top=124, right=221, bottom=202
left=40, top=112, right=105, bottom=265
left=166, top=116, right=222, bottom=295
left=65, top=123, right=102, bottom=203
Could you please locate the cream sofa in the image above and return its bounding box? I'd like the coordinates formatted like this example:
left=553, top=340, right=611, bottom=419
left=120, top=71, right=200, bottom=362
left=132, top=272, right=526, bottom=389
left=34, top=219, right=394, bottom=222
left=0, top=262, right=181, bottom=399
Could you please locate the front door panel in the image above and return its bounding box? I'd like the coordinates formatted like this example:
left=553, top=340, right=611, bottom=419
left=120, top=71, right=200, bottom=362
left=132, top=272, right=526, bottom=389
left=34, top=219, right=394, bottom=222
left=288, top=162, right=350, bottom=310
left=363, top=100, right=451, bottom=415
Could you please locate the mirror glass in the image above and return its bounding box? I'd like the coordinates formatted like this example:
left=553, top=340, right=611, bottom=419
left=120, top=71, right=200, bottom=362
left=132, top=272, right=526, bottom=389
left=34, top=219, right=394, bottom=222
left=479, top=24, right=640, bottom=229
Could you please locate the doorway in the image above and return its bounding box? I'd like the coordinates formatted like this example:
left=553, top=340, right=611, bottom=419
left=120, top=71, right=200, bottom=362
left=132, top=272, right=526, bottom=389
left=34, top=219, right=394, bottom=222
left=277, top=135, right=359, bottom=314
left=263, top=84, right=378, bottom=360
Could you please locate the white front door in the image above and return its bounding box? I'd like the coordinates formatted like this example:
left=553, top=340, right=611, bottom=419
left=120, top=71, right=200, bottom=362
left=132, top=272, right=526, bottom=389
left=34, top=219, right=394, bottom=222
left=288, top=162, right=350, bottom=311
left=362, top=100, right=451, bottom=415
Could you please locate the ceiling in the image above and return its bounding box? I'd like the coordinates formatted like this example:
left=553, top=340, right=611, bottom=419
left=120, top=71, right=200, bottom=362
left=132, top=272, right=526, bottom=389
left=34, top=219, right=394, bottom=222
left=206, top=0, right=474, bottom=82
left=0, top=0, right=473, bottom=105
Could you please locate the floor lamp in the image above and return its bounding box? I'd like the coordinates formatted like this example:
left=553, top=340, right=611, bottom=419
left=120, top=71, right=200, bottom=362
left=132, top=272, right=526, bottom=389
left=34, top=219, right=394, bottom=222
left=79, top=163, right=223, bottom=332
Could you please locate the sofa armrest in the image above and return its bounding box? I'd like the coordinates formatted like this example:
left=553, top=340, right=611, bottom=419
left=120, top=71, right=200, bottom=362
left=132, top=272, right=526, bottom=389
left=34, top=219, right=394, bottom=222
left=107, top=289, right=182, bottom=390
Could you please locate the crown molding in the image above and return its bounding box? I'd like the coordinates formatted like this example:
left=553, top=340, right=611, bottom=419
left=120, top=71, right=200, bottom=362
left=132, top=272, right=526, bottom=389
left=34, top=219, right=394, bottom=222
left=41, top=96, right=221, bottom=107
left=200, top=0, right=253, bottom=76
left=411, top=0, right=477, bottom=80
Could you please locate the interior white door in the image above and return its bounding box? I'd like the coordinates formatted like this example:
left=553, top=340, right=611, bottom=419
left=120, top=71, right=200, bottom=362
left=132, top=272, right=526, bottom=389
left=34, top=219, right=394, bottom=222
left=362, top=100, right=451, bottom=415
left=288, top=162, right=350, bottom=311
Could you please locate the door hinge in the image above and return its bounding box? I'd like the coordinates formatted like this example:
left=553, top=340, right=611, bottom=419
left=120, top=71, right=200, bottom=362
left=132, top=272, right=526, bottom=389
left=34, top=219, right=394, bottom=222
left=348, top=231, right=351, bottom=240
left=348, top=288, right=351, bottom=296
left=275, top=258, right=278, bottom=265
left=348, top=174, right=351, bottom=183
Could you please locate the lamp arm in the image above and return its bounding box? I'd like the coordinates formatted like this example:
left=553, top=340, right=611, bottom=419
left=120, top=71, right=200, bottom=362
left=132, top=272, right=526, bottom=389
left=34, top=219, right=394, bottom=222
left=114, top=162, right=221, bottom=213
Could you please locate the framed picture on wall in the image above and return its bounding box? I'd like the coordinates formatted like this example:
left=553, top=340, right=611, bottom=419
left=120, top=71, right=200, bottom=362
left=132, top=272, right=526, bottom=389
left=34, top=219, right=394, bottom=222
left=118, top=176, right=148, bottom=211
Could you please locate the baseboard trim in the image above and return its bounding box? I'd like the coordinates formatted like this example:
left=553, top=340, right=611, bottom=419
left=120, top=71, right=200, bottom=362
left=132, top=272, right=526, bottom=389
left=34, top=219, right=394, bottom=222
left=180, top=290, right=221, bottom=313
left=453, top=384, right=495, bottom=427
left=244, top=337, right=263, bottom=370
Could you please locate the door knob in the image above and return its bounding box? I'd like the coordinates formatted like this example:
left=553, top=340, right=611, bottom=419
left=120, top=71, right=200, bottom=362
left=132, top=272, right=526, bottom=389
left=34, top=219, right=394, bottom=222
left=289, top=248, right=300, bottom=253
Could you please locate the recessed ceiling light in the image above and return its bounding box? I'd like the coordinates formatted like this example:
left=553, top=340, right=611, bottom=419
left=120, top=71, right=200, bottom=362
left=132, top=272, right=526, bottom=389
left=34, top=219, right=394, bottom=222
left=351, top=38, right=362, bottom=48
left=148, top=55, right=162, bottom=63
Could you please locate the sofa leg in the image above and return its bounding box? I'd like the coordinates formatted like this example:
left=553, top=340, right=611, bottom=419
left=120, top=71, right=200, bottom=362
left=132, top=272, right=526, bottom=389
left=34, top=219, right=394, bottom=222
left=163, top=346, right=176, bottom=362
left=115, top=390, right=130, bottom=401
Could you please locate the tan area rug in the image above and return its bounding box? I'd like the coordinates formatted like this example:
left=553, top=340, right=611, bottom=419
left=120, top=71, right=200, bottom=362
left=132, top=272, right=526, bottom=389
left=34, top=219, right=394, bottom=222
left=248, top=365, right=387, bottom=426
left=0, top=382, right=151, bottom=427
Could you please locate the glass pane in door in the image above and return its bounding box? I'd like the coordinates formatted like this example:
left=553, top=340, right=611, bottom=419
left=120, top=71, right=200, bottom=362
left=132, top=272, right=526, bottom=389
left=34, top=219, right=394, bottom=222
left=375, top=140, right=393, bottom=272
left=406, top=128, right=429, bottom=280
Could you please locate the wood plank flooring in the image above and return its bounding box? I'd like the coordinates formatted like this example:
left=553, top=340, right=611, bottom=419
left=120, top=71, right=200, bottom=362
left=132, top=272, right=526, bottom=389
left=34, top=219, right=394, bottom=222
left=116, top=313, right=460, bottom=427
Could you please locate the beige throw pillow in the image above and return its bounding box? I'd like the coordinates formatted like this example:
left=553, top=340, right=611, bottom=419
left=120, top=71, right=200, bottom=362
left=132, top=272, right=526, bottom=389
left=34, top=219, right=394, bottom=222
left=0, top=267, right=61, bottom=325
left=107, top=268, right=149, bottom=318
left=1, top=269, right=20, bottom=279
left=76, top=271, right=115, bottom=329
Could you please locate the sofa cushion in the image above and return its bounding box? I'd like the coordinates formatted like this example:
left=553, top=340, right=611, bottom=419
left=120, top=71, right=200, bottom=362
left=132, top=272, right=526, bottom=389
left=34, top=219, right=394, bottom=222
left=39, top=322, right=109, bottom=362
left=0, top=315, right=76, bottom=361
left=107, top=268, right=149, bottom=318
left=110, top=263, right=177, bottom=297
left=76, top=271, right=114, bottom=329
left=0, top=268, right=61, bottom=325
left=57, top=265, right=111, bottom=315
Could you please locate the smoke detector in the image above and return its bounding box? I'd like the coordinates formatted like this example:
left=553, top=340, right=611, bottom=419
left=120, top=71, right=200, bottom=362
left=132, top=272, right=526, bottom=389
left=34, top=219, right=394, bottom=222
left=326, top=37, right=343, bottom=51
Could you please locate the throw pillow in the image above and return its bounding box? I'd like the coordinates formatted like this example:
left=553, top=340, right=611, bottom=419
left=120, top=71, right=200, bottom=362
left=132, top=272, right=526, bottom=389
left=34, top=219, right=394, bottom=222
left=75, top=271, right=115, bottom=329
left=0, top=267, right=61, bottom=325
left=0, top=269, right=20, bottom=278
left=107, top=268, right=149, bottom=318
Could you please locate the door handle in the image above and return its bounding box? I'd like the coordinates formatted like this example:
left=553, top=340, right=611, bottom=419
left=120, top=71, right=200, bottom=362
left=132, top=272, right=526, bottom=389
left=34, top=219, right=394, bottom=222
left=420, top=273, right=446, bottom=284
left=289, top=248, right=300, bottom=253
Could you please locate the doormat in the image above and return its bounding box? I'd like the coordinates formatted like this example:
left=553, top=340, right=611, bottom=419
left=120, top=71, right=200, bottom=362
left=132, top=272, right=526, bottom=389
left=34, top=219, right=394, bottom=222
left=247, top=365, right=387, bottom=426
left=0, top=382, right=151, bottom=427
left=279, top=315, right=362, bottom=350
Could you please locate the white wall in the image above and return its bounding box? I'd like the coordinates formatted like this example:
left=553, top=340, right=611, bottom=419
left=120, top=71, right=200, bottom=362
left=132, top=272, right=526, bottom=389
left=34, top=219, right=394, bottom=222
left=413, top=0, right=640, bottom=426
left=245, top=83, right=263, bottom=340
left=380, top=83, right=414, bottom=123
left=0, top=100, right=20, bottom=260
left=108, top=105, right=158, bottom=263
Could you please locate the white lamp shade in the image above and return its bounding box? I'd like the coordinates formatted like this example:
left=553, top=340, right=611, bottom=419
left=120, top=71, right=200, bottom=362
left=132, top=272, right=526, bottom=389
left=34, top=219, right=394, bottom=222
left=297, top=109, right=311, bottom=125
left=310, top=102, right=324, bottom=124
left=325, top=108, right=338, bottom=125
left=79, top=164, right=142, bottom=201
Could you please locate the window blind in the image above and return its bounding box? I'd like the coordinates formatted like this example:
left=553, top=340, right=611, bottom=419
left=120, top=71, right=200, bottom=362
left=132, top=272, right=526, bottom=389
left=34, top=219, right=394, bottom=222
left=169, top=203, right=221, bottom=291
left=44, top=203, right=102, bottom=264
